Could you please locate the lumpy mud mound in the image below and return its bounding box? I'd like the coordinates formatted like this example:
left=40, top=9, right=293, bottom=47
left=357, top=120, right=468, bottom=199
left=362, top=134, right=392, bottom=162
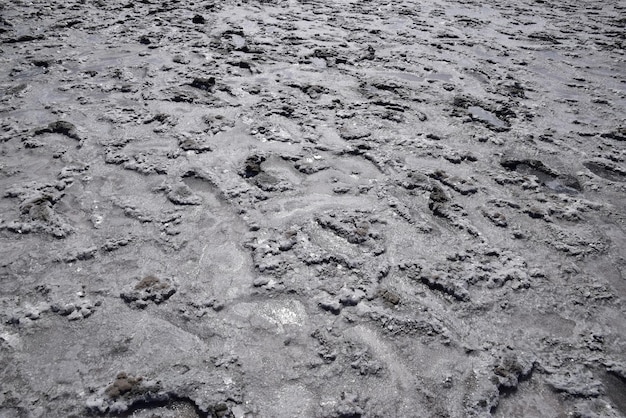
left=104, top=372, right=146, bottom=399
left=87, top=372, right=226, bottom=417
left=33, top=120, right=81, bottom=141
left=87, top=372, right=161, bottom=414
left=120, top=276, right=177, bottom=308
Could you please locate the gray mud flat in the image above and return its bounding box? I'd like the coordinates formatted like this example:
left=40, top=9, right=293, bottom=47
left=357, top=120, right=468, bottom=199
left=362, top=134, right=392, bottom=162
left=1, top=0, right=625, bottom=417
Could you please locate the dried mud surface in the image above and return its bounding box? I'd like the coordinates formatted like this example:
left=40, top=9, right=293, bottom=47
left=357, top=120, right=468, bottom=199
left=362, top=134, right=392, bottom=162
left=1, top=0, right=625, bottom=417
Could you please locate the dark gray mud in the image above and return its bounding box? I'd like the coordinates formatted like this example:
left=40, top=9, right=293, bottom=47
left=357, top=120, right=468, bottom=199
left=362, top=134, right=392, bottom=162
left=1, top=0, right=625, bottom=417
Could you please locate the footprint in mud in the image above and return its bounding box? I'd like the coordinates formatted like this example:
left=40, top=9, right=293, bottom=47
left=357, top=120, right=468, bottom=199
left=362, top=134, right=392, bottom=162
left=240, top=154, right=292, bottom=192
left=501, top=157, right=582, bottom=194
left=453, top=95, right=514, bottom=131
left=583, top=160, right=626, bottom=183
left=341, top=325, right=431, bottom=415
left=467, top=105, right=509, bottom=130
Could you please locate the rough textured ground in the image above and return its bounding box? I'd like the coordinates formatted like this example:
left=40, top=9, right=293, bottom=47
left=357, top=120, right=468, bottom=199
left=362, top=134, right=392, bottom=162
left=1, top=0, right=625, bottom=417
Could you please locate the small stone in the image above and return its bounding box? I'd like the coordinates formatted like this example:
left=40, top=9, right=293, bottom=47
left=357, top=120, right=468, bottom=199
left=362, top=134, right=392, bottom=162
left=135, top=300, right=149, bottom=309
left=380, top=290, right=400, bottom=305
left=319, top=300, right=341, bottom=315
left=192, top=14, right=205, bottom=24
left=60, top=303, right=76, bottom=316
left=25, top=310, right=40, bottom=320
left=67, top=310, right=82, bottom=321
left=339, top=288, right=364, bottom=306
left=172, top=54, right=190, bottom=64
left=212, top=300, right=225, bottom=312
left=278, top=239, right=295, bottom=251
left=333, top=186, right=351, bottom=194
left=253, top=277, right=270, bottom=287
left=190, top=77, right=215, bottom=91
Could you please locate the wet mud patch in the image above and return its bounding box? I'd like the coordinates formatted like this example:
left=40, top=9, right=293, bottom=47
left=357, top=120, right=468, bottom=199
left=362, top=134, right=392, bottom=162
left=601, top=368, right=626, bottom=415
left=467, top=105, right=509, bottom=130
left=1, top=0, right=625, bottom=416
